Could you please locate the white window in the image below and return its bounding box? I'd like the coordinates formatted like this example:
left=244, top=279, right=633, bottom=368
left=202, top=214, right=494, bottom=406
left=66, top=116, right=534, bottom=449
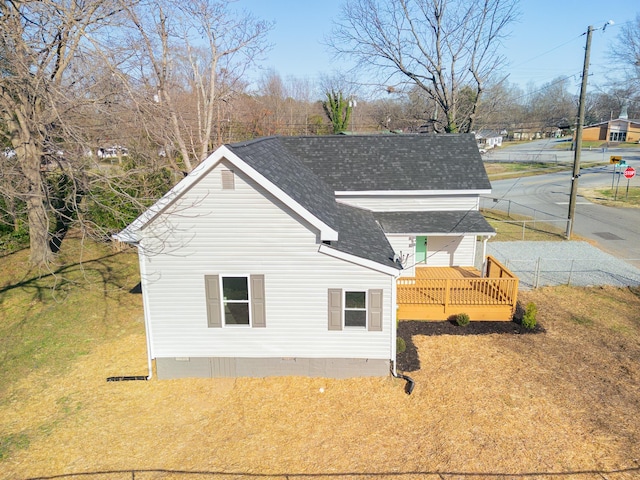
left=344, top=291, right=367, bottom=328
left=204, top=274, right=266, bottom=328
left=327, top=288, right=382, bottom=332
left=221, top=276, right=250, bottom=325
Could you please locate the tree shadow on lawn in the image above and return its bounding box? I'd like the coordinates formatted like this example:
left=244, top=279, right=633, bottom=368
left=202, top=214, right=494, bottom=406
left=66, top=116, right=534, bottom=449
left=397, top=318, right=545, bottom=372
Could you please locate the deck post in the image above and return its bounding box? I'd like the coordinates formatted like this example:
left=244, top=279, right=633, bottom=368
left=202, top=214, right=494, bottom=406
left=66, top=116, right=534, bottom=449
left=444, top=278, right=451, bottom=316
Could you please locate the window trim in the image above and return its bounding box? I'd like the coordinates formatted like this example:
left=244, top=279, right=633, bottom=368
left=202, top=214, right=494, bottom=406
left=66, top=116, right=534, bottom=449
left=327, top=288, right=383, bottom=332
left=344, top=290, right=368, bottom=329
left=220, top=275, right=251, bottom=327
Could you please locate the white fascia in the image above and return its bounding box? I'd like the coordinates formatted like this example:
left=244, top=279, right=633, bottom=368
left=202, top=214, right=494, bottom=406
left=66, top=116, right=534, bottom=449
left=318, top=244, right=401, bottom=276
left=385, top=231, right=496, bottom=237
left=335, top=189, right=492, bottom=197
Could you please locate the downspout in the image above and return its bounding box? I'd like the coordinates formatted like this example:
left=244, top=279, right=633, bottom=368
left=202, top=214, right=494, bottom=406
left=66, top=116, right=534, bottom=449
left=106, top=240, right=153, bottom=382
left=391, top=271, right=414, bottom=395
left=391, top=274, right=397, bottom=375
left=391, top=363, right=415, bottom=395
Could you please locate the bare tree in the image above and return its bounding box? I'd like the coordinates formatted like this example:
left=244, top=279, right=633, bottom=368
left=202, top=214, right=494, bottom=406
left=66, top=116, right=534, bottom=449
left=0, top=0, right=121, bottom=265
left=121, top=0, right=273, bottom=172
left=611, top=14, right=640, bottom=73
left=328, top=0, right=519, bottom=133
left=526, top=77, right=577, bottom=130
left=608, top=14, right=640, bottom=106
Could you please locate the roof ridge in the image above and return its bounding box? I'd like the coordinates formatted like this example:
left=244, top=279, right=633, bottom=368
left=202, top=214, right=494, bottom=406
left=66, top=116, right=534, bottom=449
left=226, top=136, right=280, bottom=148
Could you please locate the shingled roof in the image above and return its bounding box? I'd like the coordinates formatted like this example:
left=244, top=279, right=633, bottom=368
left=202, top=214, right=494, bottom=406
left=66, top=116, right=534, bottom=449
left=225, top=134, right=492, bottom=270
left=278, top=134, right=491, bottom=191
left=374, top=211, right=495, bottom=236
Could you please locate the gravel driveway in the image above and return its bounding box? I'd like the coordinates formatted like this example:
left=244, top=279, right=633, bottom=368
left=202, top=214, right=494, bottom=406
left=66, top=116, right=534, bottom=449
left=487, top=241, right=640, bottom=290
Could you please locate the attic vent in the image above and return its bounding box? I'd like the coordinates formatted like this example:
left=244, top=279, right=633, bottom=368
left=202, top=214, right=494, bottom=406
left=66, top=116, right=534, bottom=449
left=221, top=170, right=235, bottom=190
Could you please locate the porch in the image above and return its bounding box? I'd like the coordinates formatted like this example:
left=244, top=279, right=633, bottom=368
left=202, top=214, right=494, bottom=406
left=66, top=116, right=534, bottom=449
left=396, top=256, right=519, bottom=321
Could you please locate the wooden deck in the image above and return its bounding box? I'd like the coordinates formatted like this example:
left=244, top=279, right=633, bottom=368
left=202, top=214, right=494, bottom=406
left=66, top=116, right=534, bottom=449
left=397, top=256, right=519, bottom=321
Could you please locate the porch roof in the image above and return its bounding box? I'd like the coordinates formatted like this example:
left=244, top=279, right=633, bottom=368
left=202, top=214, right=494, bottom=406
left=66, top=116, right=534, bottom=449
left=374, top=210, right=495, bottom=236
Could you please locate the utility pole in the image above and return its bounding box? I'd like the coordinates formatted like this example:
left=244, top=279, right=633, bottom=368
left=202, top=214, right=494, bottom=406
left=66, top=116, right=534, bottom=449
left=566, top=25, right=594, bottom=240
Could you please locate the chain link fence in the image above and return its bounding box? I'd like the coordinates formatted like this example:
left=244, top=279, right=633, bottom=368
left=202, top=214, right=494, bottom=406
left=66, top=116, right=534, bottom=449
left=481, top=196, right=570, bottom=240
left=487, top=242, right=640, bottom=290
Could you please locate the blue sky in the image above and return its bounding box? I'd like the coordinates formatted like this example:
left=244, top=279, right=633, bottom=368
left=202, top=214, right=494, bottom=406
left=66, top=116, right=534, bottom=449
left=238, top=0, right=639, bottom=97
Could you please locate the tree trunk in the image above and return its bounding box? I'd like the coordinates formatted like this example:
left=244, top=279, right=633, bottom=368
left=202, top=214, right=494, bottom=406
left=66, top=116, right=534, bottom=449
left=22, top=140, right=53, bottom=266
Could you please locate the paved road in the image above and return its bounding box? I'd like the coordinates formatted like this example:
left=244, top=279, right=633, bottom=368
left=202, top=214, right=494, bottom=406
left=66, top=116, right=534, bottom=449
left=487, top=139, right=640, bottom=268
left=484, top=137, right=640, bottom=165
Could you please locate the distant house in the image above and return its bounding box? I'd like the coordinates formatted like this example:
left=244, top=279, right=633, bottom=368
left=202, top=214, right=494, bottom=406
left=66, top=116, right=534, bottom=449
left=475, top=131, right=503, bottom=149
left=116, top=134, right=495, bottom=380
left=510, top=129, right=542, bottom=141
left=97, top=145, right=129, bottom=159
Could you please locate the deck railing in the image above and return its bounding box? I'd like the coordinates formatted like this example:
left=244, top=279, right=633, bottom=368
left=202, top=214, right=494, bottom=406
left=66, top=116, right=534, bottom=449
left=397, top=256, right=519, bottom=320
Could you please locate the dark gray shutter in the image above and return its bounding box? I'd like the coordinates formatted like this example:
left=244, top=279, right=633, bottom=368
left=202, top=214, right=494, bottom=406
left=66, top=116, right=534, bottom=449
left=250, top=274, right=266, bottom=328
left=368, top=289, right=383, bottom=331
left=205, top=275, right=222, bottom=328
left=328, top=288, right=343, bottom=331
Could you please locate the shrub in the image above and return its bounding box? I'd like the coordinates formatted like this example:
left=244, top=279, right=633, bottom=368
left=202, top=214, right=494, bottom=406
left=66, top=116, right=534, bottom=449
left=455, top=313, right=470, bottom=327
left=396, top=337, right=406, bottom=354
left=522, top=302, right=538, bottom=330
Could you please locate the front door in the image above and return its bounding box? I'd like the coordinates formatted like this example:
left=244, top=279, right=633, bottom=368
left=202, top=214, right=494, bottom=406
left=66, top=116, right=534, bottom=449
left=415, top=236, right=427, bottom=264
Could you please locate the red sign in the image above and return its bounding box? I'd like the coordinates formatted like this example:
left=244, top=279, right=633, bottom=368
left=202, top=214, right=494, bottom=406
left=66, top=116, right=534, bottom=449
left=624, top=167, right=636, bottom=179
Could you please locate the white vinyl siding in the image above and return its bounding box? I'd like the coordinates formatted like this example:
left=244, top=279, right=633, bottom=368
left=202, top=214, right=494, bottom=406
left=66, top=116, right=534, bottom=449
left=386, top=234, right=476, bottom=276
left=138, top=160, right=394, bottom=360
left=336, top=194, right=480, bottom=212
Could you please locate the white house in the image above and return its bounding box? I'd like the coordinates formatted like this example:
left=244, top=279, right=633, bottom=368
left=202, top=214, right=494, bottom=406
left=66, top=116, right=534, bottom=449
left=116, top=134, right=494, bottom=379
left=475, top=130, right=503, bottom=149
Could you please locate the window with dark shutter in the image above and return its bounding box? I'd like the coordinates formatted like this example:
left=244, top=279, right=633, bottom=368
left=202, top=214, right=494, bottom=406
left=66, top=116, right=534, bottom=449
left=206, top=274, right=266, bottom=328
left=328, top=288, right=384, bottom=331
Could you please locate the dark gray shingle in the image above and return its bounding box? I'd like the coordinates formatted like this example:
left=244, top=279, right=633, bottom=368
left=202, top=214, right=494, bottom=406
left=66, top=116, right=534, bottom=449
left=374, top=211, right=495, bottom=235
left=278, top=134, right=491, bottom=191
left=332, top=204, right=400, bottom=269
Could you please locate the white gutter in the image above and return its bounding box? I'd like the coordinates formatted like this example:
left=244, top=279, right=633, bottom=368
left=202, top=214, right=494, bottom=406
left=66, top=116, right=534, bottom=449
left=335, top=189, right=492, bottom=196
left=391, top=274, right=398, bottom=376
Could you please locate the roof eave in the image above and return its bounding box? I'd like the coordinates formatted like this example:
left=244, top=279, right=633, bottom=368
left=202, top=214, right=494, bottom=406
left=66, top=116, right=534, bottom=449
left=385, top=231, right=496, bottom=237
left=335, top=189, right=491, bottom=196
left=318, top=244, right=401, bottom=276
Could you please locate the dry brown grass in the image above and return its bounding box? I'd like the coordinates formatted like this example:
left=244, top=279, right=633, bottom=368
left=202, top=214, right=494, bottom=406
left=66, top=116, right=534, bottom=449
left=580, top=187, right=640, bottom=209
left=2, top=277, right=640, bottom=478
